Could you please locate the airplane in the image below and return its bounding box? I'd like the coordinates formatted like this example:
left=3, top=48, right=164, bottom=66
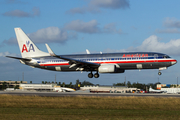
left=6, top=28, right=177, bottom=78
left=149, top=86, right=167, bottom=93
left=54, top=87, right=75, bottom=92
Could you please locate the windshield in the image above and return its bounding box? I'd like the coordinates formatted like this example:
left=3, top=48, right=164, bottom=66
left=163, top=55, right=170, bottom=58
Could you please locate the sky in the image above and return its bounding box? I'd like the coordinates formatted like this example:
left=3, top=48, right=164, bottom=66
left=1, top=0, right=180, bottom=85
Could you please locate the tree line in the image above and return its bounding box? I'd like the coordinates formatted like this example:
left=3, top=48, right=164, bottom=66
left=41, top=80, right=161, bottom=90
left=113, top=81, right=161, bottom=90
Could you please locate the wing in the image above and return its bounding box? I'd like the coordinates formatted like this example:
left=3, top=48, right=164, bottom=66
left=45, top=44, right=100, bottom=69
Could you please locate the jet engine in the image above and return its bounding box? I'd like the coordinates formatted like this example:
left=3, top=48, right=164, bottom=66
left=98, top=65, right=116, bottom=73
left=98, top=65, right=125, bottom=73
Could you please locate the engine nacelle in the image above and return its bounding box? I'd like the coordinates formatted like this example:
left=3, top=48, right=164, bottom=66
left=98, top=65, right=116, bottom=73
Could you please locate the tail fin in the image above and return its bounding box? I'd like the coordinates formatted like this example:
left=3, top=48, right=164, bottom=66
left=14, top=28, right=49, bottom=58
left=149, top=86, right=152, bottom=91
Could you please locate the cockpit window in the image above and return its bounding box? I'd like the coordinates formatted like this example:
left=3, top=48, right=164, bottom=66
left=163, top=55, right=170, bottom=58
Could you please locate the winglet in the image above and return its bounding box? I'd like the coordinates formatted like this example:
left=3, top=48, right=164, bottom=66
left=86, top=49, right=90, bottom=54
left=45, top=44, right=56, bottom=56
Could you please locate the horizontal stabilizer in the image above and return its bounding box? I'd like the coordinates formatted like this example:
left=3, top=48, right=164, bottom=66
left=6, top=56, right=31, bottom=61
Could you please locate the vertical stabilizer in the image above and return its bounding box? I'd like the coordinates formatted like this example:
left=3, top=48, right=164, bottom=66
left=14, top=28, right=49, bottom=58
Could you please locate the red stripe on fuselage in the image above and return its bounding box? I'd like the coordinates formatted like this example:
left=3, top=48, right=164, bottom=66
left=39, top=59, right=176, bottom=66
left=40, top=63, right=69, bottom=66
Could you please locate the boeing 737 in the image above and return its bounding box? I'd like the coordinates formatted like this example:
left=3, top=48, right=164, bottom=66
left=6, top=28, right=177, bottom=78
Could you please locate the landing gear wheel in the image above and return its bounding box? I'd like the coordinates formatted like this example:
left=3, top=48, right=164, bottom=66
left=88, top=73, right=93, bottom=78
left=158, top=71, right=162, bottom=75
left=94, top=73, right=99, bottom=78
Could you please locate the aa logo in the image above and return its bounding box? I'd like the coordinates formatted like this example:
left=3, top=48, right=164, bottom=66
left=22, top=41, right=35, bottom=53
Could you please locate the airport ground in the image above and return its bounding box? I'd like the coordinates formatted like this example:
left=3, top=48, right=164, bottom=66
left=1, top=90, right=180, bottom=97
left=0, top=92, right=180, bottom=119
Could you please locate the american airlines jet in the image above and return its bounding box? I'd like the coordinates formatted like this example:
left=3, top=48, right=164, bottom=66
left=6, top=28, right=177, bottom=78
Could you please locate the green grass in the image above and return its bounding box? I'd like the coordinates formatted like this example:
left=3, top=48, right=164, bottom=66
left=0, top=95, right=180, bottom=120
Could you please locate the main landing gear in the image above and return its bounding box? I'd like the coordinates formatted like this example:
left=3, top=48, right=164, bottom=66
left=88, top=72, right=93, bottom=78
left=88, top=72, right=99, bottom=78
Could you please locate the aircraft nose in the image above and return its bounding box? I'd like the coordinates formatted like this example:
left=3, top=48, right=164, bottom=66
left=171, top=60, right=177, bottom=65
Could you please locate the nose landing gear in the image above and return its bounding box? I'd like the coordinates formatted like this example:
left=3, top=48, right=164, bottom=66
left=158, top=71, right=162, bottom=75
left=158, top=67, right=167, bottom=76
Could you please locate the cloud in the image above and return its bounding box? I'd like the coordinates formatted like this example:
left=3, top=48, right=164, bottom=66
left=0, top=52, right=32, bottom=78
left=103, top=23, right=123, bottom=34
left=163, top=18, right=180, bottom=28
left=29, top=27, right=74, bottom=43
left=5, top=0, right=28, bottom=4
left=156, top=18, right=180, bottom=34
left=156, top=28, right=180, bottom=34
left=64, top=20, right=123, bottom=34
left=105, top=35, right=180, bottom=56
left=66, top=0, right=129, bottom=14
left=2, top=27, right=77, bottom=46
left=2, top=37, right=17, bottom=46
left=90, top=0, right=129, bottom=9
left=32, top=7, right=40, bottom=16
left=6, top=0, right=18, bottom=4
left=66, top=7, right=100, bottom=14
left=2, top=21, right=122, bottom=46
left=2, top=7, right=40, bottom=18
left=0, top=52, right=19, bottom=64
left=64, top=20, right=100, bottom=33
left=0, top=51, right=16, bottom=57
left=4, top=0, right=26, bottom=4
left=3, top=10, right=30, bottom=17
